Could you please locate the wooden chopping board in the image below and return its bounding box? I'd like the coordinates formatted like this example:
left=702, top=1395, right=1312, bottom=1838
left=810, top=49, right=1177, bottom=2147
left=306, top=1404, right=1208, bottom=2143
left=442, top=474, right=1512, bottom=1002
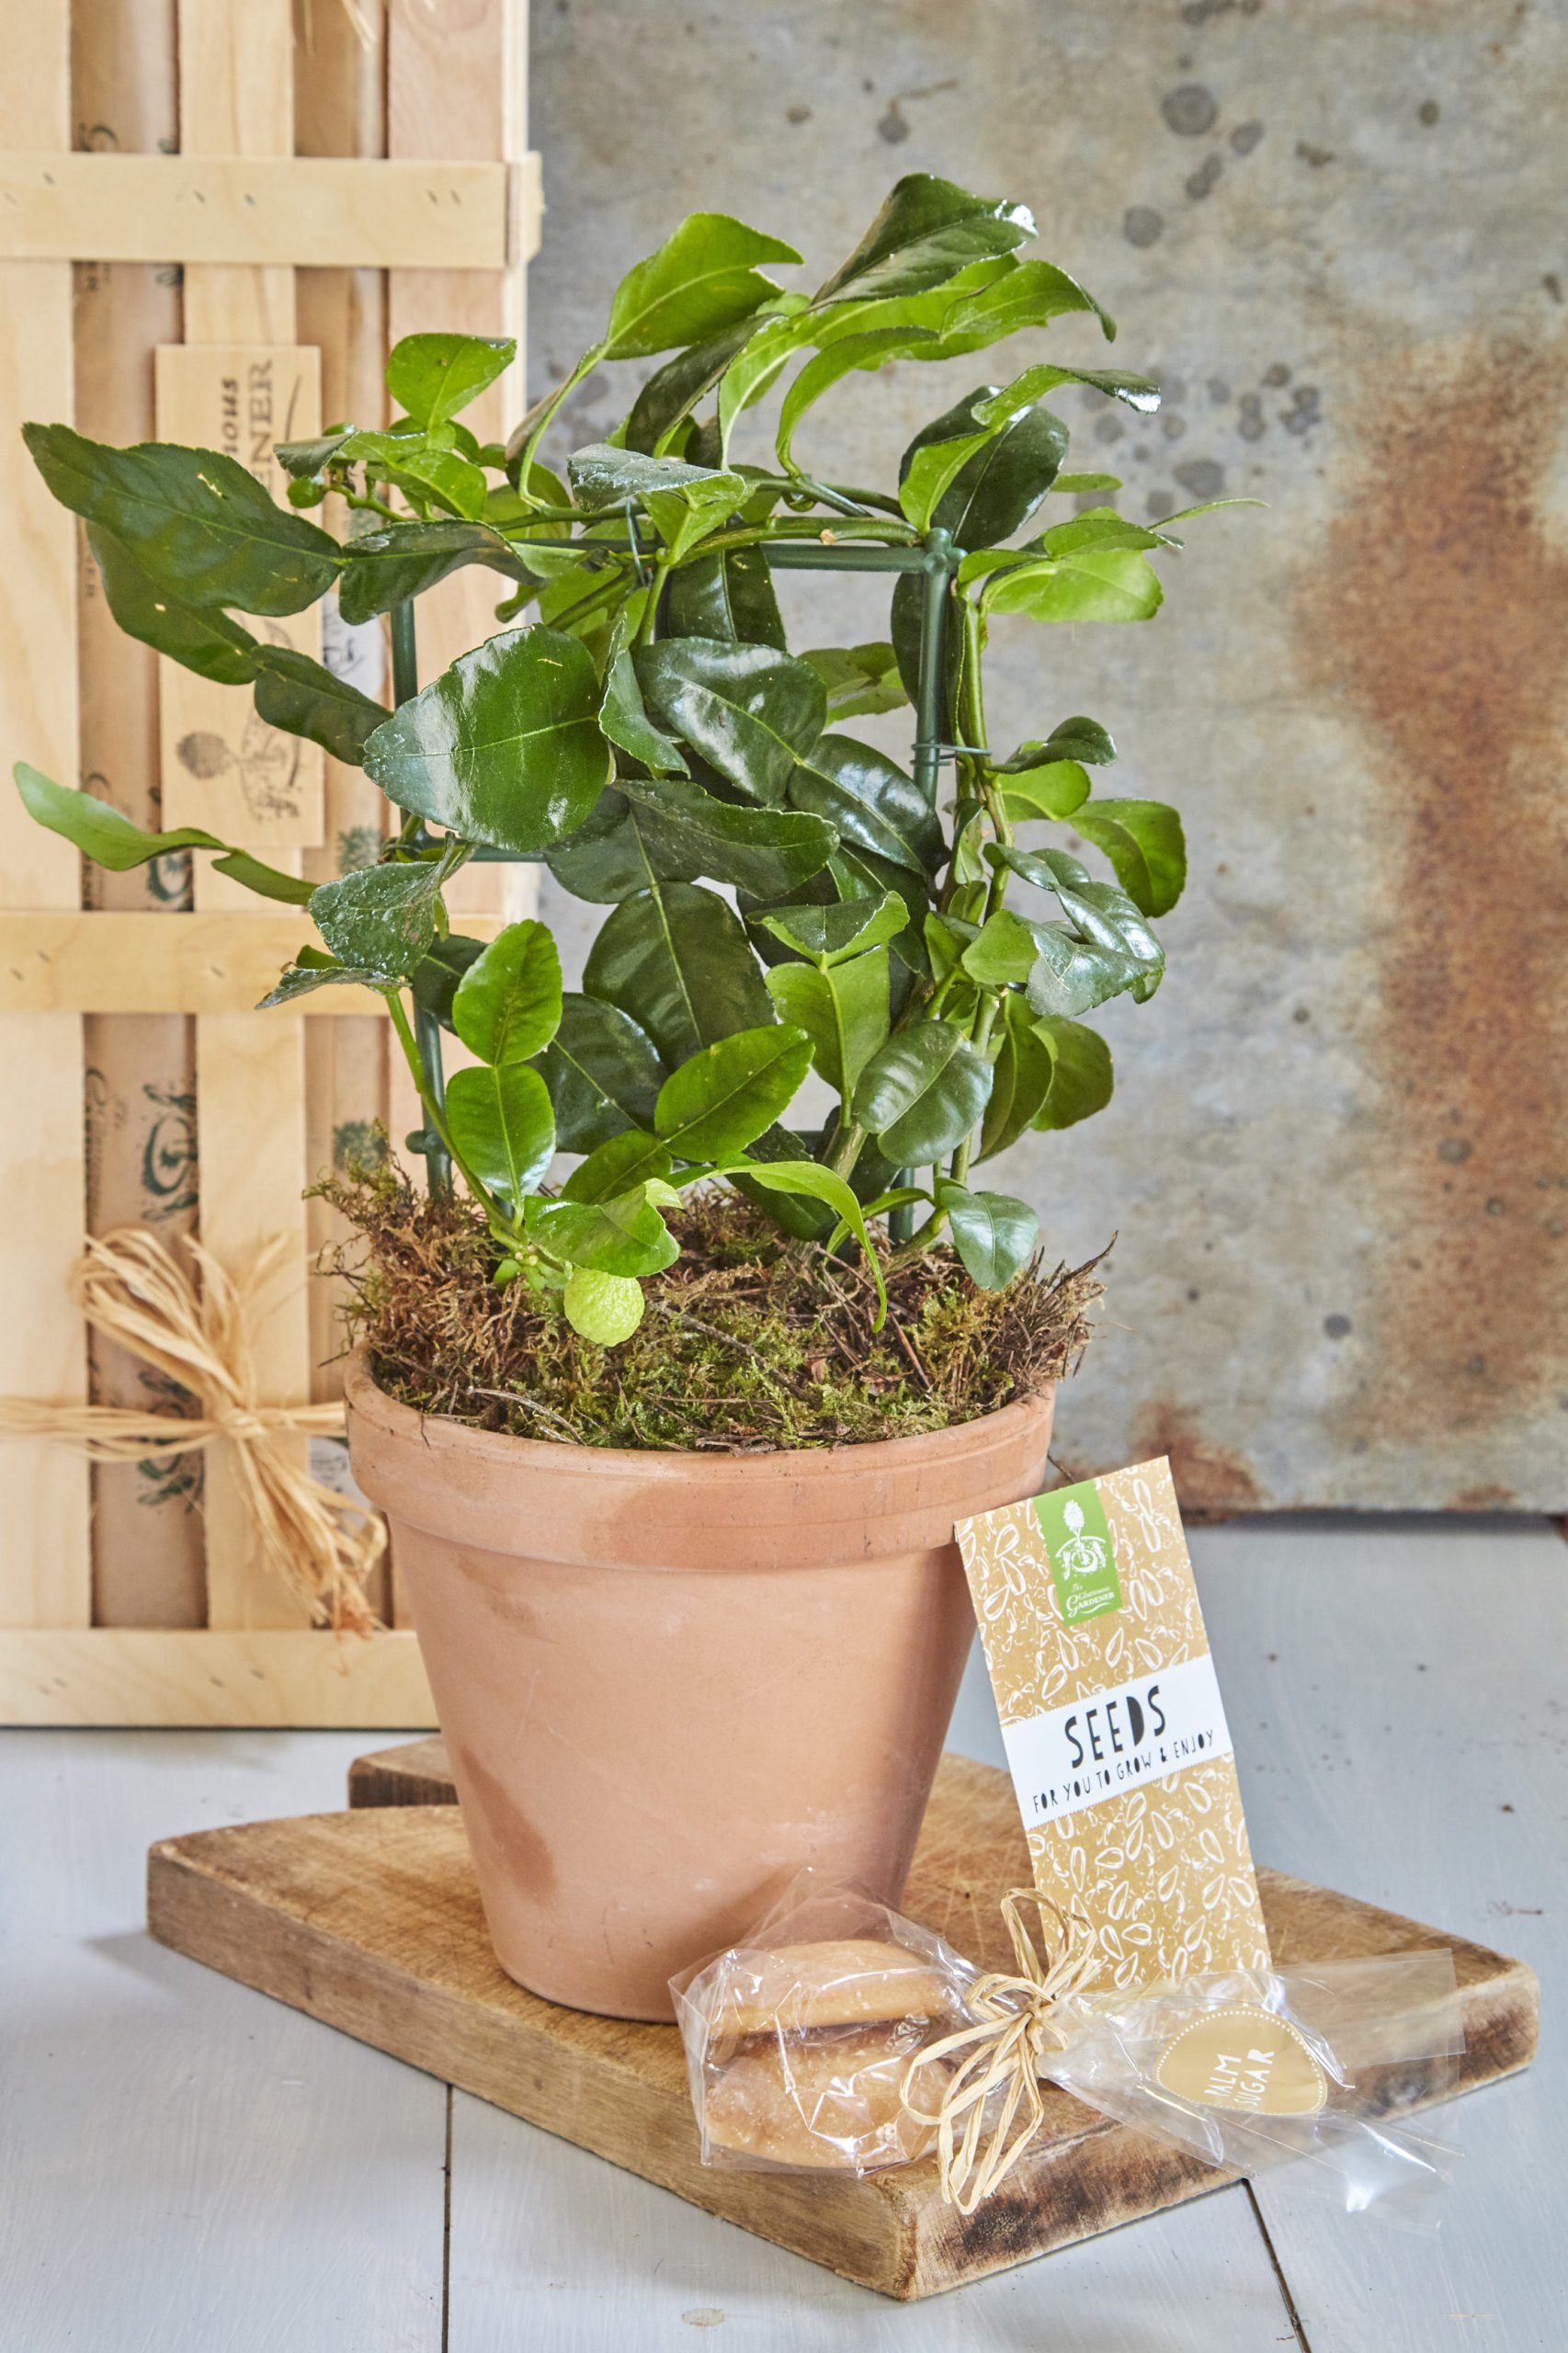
left=147, top=1745, right=1537, bottom=2301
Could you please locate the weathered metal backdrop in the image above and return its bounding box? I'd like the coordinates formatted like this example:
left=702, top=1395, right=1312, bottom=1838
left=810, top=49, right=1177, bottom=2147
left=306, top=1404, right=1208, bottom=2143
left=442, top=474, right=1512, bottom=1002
left=528, top=0, right=1568, bottom=1511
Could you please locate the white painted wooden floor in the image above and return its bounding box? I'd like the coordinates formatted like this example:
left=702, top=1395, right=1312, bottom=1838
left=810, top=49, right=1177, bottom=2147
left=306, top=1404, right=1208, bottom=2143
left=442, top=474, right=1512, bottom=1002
left=2, top=1517, right=1562, bottom=2351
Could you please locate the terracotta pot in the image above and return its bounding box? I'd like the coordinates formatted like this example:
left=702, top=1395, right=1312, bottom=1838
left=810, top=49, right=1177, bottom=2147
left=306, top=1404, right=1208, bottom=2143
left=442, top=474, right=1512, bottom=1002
left=345, top=1352, right=1053, bottom=2020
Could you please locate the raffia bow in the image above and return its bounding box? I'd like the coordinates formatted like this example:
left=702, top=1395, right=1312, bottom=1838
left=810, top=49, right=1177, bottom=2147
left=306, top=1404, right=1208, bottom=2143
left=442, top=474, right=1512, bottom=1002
left=902, top=1889, right=1100, bottom=2212
left=0, top=1228, right=382, bottom=1634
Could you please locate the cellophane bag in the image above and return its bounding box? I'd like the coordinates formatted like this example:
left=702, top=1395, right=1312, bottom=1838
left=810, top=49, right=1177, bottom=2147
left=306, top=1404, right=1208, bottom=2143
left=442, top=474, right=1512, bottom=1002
left=1048, top=1950, right=1464, bottom=2223
left=670, top=1876, right=979, bottom=2177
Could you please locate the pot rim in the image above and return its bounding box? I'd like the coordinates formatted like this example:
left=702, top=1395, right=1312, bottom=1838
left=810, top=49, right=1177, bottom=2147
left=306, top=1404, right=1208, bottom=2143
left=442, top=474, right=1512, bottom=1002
left=343, top=1346, right=1053, bottom=1489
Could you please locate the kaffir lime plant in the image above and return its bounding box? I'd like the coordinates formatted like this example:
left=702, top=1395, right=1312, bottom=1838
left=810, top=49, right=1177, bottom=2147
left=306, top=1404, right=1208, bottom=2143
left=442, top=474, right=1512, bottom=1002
left=16, top=175, right=1234, bottom=1347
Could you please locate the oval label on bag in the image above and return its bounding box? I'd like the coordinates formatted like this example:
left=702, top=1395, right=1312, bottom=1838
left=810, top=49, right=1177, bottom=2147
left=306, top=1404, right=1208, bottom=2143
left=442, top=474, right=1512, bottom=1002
left=1154, top=2006, right=1329, bottom=2116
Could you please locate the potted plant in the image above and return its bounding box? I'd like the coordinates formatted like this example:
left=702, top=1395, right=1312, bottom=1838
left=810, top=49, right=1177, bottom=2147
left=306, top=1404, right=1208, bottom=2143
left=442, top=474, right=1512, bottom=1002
left=17, top=175, right=1229, bottom=2019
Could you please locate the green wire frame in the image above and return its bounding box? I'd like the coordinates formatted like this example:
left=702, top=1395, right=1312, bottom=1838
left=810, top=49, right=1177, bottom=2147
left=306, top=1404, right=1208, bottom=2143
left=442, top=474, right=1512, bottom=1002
left=391, top=526, right=964, bottom=1238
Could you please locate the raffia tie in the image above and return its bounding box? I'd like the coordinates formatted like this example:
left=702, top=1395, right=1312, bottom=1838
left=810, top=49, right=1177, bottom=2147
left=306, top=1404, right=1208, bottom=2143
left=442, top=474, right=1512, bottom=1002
left=901, top=1889, right=1100, bottom=2213
left=0, top=1228, right=382, bottom=1635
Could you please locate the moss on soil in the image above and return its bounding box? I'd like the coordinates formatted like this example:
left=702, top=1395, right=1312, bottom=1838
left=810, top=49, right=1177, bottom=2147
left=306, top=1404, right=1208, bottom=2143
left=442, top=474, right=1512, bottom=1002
left=316, top=1158, right=1104, bottom=1454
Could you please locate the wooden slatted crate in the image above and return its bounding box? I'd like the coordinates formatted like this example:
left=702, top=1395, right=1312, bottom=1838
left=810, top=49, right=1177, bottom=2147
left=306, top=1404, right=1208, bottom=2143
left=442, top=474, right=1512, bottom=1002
left=0, top=0, right=540, bottom=1726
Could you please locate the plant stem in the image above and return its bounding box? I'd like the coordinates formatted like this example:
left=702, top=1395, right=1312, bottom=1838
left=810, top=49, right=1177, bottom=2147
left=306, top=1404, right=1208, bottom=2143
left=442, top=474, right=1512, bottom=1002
left=828, top=1120, right=867, bottom=1181
left=382, top=989, right=504, bottom=1227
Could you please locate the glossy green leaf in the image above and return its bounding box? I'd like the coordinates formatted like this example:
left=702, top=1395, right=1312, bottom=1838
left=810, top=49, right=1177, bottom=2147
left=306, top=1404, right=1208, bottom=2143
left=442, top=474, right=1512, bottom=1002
left=815, top=175, right=1035, bottom=304
left=923, top=911, right=976, bottom=987
left=524, top=1185, right=678, bottom=1279
left=665, top=542, right=786, bottom=650
left=451, top=918, right=562, bottom=1065
left=252, top=647, right=387, bottom=765
left=978, top=990, right=1056, bottom=1159
left=24, top=426, right=341, bottom=616
left=340, top=430, right=489, bottom=520
left=13, top=761, right=311, bottom=904
left=982, top=548, right=1164, bottom=624
left=775, top=328, right=935, bottom=471
left=583, top=881, right=773, bottom=1065
left=259, top=954, right=381, bottom=1006
left=731, top=1159, right=888, bottom=1328
left=568, top=440, right=743, bottom=524
left=623, top=316, right=767, bottom=454
left=89, top=528, right=259, bottom=684
left=209, top=848, right=319, bottom=905
left=337, top=521, right=527, bottom=626
left=599, top=652, right=688, bottom=776
left=16, top=761, right=227, bottom=871
left=385, top=334, right=516, bottom=430
left=1001, top=843, right=1165, bottom=999
left=309, top=853, right=458, bottom=983
left=533, top=994, right=665, bottom=1154
left=974, top=366, right=1160, bottom=426
left=1023, top=928, right=1147, bottom=1018
left=852, top=1024, right=994, bottom=1164
left=615, top=773, right=837, bottom=897
left=897, top=426, right=994, bottom=531
left=789, top=734, right=941, bottom=877
left=1071, top=799, right=1187, bottom=917
left=799, top=641, right=905, bottom=721
left=362, top=625, right=610, bottom=853
left=411, top=933, right=487, bottom=1030
left=752, top=888, right=904, bottom=967
left=1028, top=505, right=1178, bottom=556
left=544, top=790, right=657, bottom=904
left=764, top=949, right=889, bottom=1098
left=999, top=715, right=1116, bottom=768
left=633, top=639, right=825, bottom=804
left=714, top=303, right=812, bottom=461
left=829, top=845, right=932, bottom=976
left=1050, top=472, right=1122, bottom=494
left=936, top=1181, right=1039, bottom=1290
left=1031, top=1016, right=1115, bottom=1131
left=803, top=256, right=1014, bottom=348
left=930, top=256, right=1114, bottom=350
left=275, top=428, right=354, bottom=483
left=562, top=1131, right=675, bottom=1203
left=899, top=389, right=1069, bottom=550
left=653, top=1024, right=812, bottom=1159
left=997, top=760, right=1092, bottom=824
left=961, top=908, right=1040, bottom=985
left=603, top=214, right=802, bottom=360
left=445, top=1063, right=555, bottom=1208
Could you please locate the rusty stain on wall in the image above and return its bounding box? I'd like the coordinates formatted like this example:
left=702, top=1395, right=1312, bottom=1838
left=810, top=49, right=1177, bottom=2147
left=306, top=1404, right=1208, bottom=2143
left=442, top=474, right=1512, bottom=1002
left=1130, top=1404, right=1265, bottom=1518
left=1297, top=338, right=1568, bottom=1444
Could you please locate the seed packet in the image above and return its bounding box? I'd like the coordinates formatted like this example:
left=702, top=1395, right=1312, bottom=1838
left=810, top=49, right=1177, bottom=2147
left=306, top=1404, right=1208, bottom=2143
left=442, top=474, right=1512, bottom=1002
left=956, top=1457, right=1270, bottom=1985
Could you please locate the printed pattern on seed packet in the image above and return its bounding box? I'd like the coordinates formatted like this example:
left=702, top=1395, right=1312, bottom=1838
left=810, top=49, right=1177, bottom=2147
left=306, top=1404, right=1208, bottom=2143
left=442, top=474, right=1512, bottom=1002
left=956, top=1457, right=1270, bottom=1991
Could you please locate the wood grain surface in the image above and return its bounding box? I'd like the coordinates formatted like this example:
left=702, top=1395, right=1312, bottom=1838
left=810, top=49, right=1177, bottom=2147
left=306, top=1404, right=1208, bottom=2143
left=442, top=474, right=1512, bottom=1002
left=150, top=1749, right=1536, bottom=2301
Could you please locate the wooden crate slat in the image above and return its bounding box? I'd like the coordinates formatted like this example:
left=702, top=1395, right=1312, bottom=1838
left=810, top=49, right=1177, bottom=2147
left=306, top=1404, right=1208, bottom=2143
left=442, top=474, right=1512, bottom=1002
left=175, top=0, right=315, bottom=1631
left=383, top=0, right=537, bottom=1226
left=73, top=0, right=208, bottom=1631
left=0, top=0, right=90, bottom=1630
left=0, top=153, right=522, bottom=271
left=0, top=908, right=508, bottom=1013
left=0, top=1627, right=434, bottom=1726
left=294, top=0, right=394, bottom=1439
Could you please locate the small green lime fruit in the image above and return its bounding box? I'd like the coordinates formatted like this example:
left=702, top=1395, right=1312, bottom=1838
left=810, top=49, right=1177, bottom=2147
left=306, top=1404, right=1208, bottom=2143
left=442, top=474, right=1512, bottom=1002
left=562, top=1267, right=645, bottom=1345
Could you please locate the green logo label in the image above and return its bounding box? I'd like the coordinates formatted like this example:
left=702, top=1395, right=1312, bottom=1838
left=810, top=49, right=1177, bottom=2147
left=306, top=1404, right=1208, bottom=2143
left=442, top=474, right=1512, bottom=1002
left=1034, top=1480, right=1122, bottom=1624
